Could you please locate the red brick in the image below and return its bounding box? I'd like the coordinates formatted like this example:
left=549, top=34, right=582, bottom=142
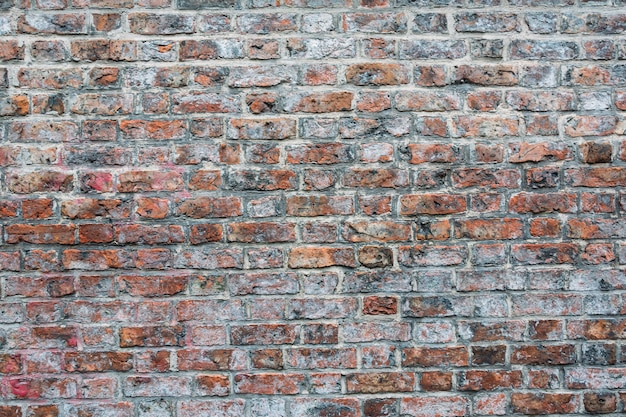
left=421, top=371, right=453, bottom=391
left=507, top=90, right=575, bottom=111
left=343, top=168, right=408, bottom=188
left=357, top=91, right=391, bottom=112
left=453, top=115, right=519, bottom=137
left=459, top=370, right=522, bottom=391
left=115, top=224, right=184, bottom=245
left=226, top=222, right=295, bottom=243
left=458, top=320, right=525, bottom=342
left=399, top=245, right=467, bottom=266
left=119, top=325, right=184, bottom=347
left=135, top=350, right=170, bottom=372
left=118, top=275, right=187, bottom=297
left=452, top=168, right=520, bottom=188
left=300, top=64, right=338, bottom=85
left=584, top=392, right=616, bottom=413
left=6, top=224, right=76, bottom=245
left=343, top=221, right=410, bottom=242
left=118, top=170, right=183, bottom=192
left=512, top=294, right=582, bottom=315
left=287, top=195, right=353, bottom=216
left=177, top=349, right=237, bottom=371
left=455, top=218, right=522, bottom=240
left=473, top=393, right=507, bottom=416
left=234, top=373, right=304, bottom=395
left=62, top=198, right=129, bottom=219
left=509, top=192, right=577, bottom=213
left=565, top=115, right=617, bottom=137
left=512, top=243, right=579, bottom=265
left=363, top=296, right=397, bottom=315
left=229, top=169, right=296, bottom=191
left=346, top=372, right=414, bottom=393
left=8, top=170, right=73, bottom=193
left=472, top=345, right=506, bottom=366
left=287, top=297, right=356, bottom=319
left=403, top=295, right=471, bottom=318
left=511, top=344, right=576, bottom=365
left=120, top=119, right=186, bottom=140
left=288, top=246, right=355, bottom=268
left=530, top=218, right=561, bottom=237
left=196, top=374, right=230, bottom=397
left=511, top=393, right=578, bottom=415
left=467, top=90, right=501, bottom=111
left=284, top=91, right=353, bottom=113
left=403, top=347, right=468, bottom=367
left=401, top=397, right=468, bottom=417
left=288, top=347, right=356, bottom=369
left=64, top=352, right=132, bottom=372
left=346, top=63, right=409, bottom=85
left=581, top=192, right=615, bottom=213
left=177, top=197, right=242, bottom=218
left=395, top=91, right=460, bottom=111
left=566, top=167, right=626, bottom=187
left=228, top=118, right=295, bottom=140
left=287, top=143, right=353, bottom=164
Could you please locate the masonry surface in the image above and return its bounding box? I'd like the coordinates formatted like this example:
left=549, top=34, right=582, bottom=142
left=1, top=0, right=626, bottom=415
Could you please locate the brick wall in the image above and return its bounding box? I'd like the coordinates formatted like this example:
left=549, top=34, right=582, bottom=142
left=1, top=0, right=626, bottom=416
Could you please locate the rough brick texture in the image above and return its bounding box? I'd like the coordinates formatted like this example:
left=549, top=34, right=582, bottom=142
left=1, top=0, right=626, bottom=416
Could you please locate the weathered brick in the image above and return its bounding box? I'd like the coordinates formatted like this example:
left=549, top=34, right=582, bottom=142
left=455, top=218, right=522, bottom=240
left=228, top=169, right=296, bottom=191
left=399, top=245, right=467, bottom=266
left=6, top=224, right=76, bottom=245
left=455, top=13, right=519, bottom=32
left=234, top=373, right=304, bottom=395
left=453, top=116, right=519, bottom=137
left=179, top=39, right=243, bottom=60
left=413, top=13, right=447, bottom=33
left=346, top=372, right=414, bottom=393
left=566, top=167, right=626, bottom=187
left=18, top=68, right=83, bottom=89
left=129, top=13, right=194, bottom=34
left=118, top=170, right=184, bottom=192
left=237, top=13, right=298, bottom=34
left=511, top=344, right=576, bottom=365
left=400, top=194, right=466, bottom=215
left=343, top=168, right=408, bottom=188
left=509, top=192, right=577, bottom=214
left=511, top=393, right=577, bottom=414
left=399, top=40, right=466, bottom=59
left=584, top=392, right=617, bottom=413
left=395, top=92, right=460, bottom=111
left=120, top=119, right=187, bottom=140
left=343, top=221, right=410, bottom=242
left=287, top=38, right=356, bottom=59
left=172, top=92, right=240, bottom=113
left=287, top=143, right=353, bottom=164
left=511, top=40, right=579, bottom=60
left=527, top=167, right=560, bottom=189
left=344, top=12, right=406, bottom=33
left=8, top=170, right=74, bottom=193
left=452, top=168, right=520, bottom=188
left=403, top=347, right=468, bottom=367
left=284, top=91, right=353, bottom=113
left=507, top=91, right=575, bottom=111
left=509, top=142, right=572, bottom=163
left=228, top=118, right=295, bottom=140
left=400, top=397, right=468, bottom=417
left=19, top=14, right=86, bottom=34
